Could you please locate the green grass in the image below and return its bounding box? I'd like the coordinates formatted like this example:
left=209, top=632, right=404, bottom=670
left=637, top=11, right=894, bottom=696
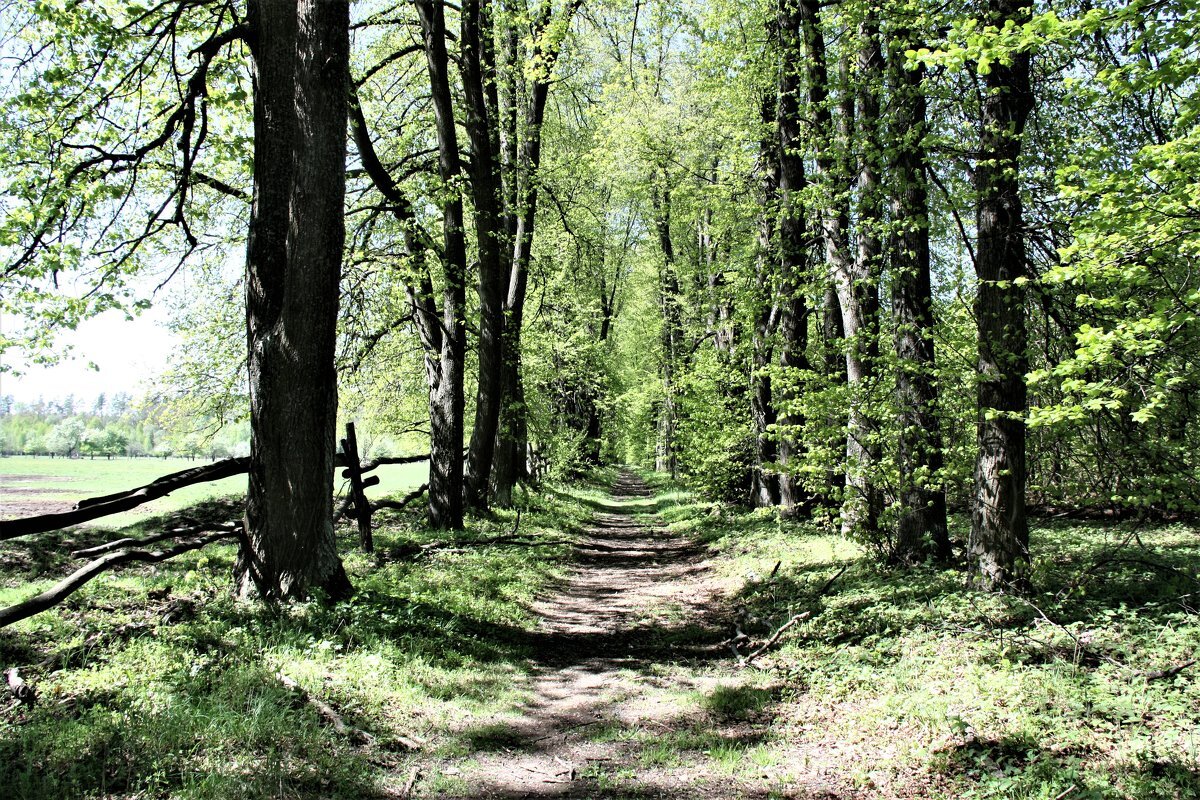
left=0, top=455, right=427, bottom=531
left=649, top=481, right=1200, bottom=799
left=0, top=474, right=598, bottom=800
left=3, top=467, right=1199, bottom=799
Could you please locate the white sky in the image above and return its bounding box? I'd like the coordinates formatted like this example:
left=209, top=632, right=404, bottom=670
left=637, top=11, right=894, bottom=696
left=0, top=308, right=178, bottom=405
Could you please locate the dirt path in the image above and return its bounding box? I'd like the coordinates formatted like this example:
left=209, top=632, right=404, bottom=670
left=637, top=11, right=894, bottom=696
left=419, top=471, right=796, bottom=800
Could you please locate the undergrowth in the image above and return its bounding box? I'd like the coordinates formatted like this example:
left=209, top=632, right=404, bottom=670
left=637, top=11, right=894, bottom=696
left=652, top=481, right=1200, bottom=800
left=0, top=476, right=604, bottom=800
left=3, top=467, right=1199, bottom=799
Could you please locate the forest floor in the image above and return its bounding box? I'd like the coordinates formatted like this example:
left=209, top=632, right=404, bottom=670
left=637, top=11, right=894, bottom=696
left=2, top=466, right=1199, bottom=799
left=416, top=470, right=775, bottom=799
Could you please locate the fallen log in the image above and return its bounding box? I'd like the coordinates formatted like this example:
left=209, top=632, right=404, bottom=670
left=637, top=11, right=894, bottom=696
left=73, top=457, right=250, bottom=510
left=0, top=531, right=237, bottom=628
left=370, top=484, right=428, bottom=512
left=71, top=521, right=241, bottom=559
left=5, top=667, right=36, bottom=707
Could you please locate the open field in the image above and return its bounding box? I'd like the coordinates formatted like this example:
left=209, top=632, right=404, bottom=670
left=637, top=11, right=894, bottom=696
left=0, top=455, right=427, bottom=530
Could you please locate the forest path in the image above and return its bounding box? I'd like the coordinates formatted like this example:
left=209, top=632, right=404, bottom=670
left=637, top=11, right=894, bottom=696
left=416, top=470, right=788, bottom=799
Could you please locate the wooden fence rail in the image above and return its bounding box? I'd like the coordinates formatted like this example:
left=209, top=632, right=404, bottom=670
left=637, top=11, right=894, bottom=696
left=1, top=423, right=429, bottom=542
left=0, top=423, right=431, bottom=627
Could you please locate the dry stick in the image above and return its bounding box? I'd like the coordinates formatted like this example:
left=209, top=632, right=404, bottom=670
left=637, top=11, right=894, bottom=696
left=400, top=767, right=421, bottom=799
left=0, top=532, right=237, bottom=628
left=372, top=484, right=428, bottom=512
left=1140, top=657, right=1197, bottom=683
left=276, top=672, right=377, bottom=746
left=71, top=521, right=240, bottom=558
left=735, top=563, right=850, bottom=666
left=743, top=612, right=812, bottom=665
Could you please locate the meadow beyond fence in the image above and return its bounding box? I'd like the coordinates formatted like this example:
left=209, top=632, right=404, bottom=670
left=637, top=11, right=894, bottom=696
left=0, top=424, right=428, bottom=628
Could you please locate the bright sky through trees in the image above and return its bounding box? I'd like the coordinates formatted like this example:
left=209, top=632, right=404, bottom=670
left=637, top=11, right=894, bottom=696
left=0, top=309, right=174, bottom=403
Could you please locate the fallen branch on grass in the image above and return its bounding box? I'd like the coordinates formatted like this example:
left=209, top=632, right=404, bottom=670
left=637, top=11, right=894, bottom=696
left=1140, top=658, right=1196, bottom=683
left=0, top=531, right=237, bottom=628
left=731, top=563, right=849, bottom=667
left=371, top=484, right=428, bottom=512
left=276, top=672, right=376, bottom=746
left=742, top=612, right=811, bottom=665
left=400, top=767, right=421, bottom=798
left=71, top=521, right=241, bottom=558
left=275, top=672, right=424, bottom=750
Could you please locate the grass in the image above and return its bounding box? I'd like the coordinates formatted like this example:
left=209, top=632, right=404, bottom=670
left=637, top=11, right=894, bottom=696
left=648, top=482, right=1200, bottom=799
left=0, top=455, right=426, bottom=530
left=0, top=474, right=597, bottom=799
left=2, top=465, right=1199, bottom=799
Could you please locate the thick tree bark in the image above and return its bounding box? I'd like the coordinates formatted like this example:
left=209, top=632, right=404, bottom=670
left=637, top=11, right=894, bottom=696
left=798, top=0, right=880, bottom=536
left=652, top=181, right=682, bottom=478
left=491, top=0, right=582, bottom=505
left=889, top=26, right=950, bottom=564
left=239, top=0, right=351, bottom=600
left=349, top=85, right=460, bottom=531
left=775, top=0, right=812, bottom=515
left=750, top=94, right=781, bottom=508
left=968, top=0, right=1033, bottom=589
left=461, top=0, right=507, bottom=513
left=416, top=0, right=469, bottom=530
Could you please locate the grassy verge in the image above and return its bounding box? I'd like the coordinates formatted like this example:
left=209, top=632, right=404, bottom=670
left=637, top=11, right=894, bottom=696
left=0, top=477, right=604, bottom=800
left=0, top=455, right=426, bottom=529
left=651, top=482, right=1200, bottom=799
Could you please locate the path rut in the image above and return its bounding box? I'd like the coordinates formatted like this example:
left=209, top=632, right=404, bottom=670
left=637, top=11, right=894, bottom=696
left=424, top=470, right=760, bottom=799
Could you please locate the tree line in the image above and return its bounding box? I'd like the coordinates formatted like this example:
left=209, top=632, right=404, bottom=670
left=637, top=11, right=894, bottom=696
left=1, top=0, right=1196, bottom=598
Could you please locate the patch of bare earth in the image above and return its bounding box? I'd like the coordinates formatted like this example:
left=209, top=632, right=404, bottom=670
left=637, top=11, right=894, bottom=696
left=403, top=472, right=851, bottom=800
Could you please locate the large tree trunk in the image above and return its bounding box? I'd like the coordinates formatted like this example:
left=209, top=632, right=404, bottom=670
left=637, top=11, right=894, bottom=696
left=492, top=0, right=582, bottom=505
left=750, top=95, right=781, bottom=508
left=798, top=0, right=879, bottom=537
left=775, top=0, right=812, bottom=516
left=968, top=0, right=1033, bottom=589
left=889, top=24, right=950, bottom=564
left=652, top=182, right=682, bottom=478
left=239, top=0, right=351, bottom=600
left=461, top=0, right=507, bottom=513
left=416, top=0, right=469, bottom=530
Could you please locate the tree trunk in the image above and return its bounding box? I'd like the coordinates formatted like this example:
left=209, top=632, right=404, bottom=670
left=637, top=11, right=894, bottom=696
left=968, top=0, right=1033, bottom=590
left=652, top=181, right=682, bottom=479
left=798, top=0, right=879, bottom=536
left=461, top=0, right=507, bottom=513
left=416, top=0, right=469, bottom=530
left=750, top=93, right=781, bottom=508
left=239, top=0, right=351, bottom=600
left=776, top=0, right=812, bottom=515
left=889, top=24, right=950, bottom=564
left=492, top=0, right=581, bottom=505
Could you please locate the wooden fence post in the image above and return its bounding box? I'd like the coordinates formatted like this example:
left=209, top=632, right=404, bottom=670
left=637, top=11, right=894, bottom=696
left=340, top=422, right=375, bottom=553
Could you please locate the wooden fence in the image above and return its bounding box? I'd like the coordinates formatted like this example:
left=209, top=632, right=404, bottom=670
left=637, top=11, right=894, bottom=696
left=0, top=423, right=428, bottom=627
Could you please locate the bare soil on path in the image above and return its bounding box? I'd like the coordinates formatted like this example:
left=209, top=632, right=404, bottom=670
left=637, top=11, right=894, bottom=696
left=412, top=471, right=827, bottom=800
